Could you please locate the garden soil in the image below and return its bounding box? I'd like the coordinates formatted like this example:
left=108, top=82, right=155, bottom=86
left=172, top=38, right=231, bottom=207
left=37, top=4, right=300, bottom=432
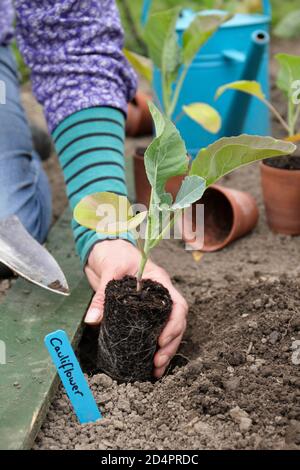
left=33, top=39, right=300, bottom=450
left=34, top=161, right=300, bottom=449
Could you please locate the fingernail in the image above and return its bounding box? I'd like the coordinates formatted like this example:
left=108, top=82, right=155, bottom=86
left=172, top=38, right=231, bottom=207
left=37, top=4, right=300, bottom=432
left=161, top=336, right=172, bottom=348
left=156, top=354, right=169, bottom=368
left=85, top=307, right=101, bottom=324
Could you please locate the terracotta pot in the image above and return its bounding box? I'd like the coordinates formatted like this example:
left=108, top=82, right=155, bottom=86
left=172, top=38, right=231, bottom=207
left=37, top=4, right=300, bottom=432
left=261, top=159, right=300, bottom=235
left=180, top=185, right=259, bottom=252
left=133, top=148, right=185, bottom=207
left=126, top=91, right=153, bottom=137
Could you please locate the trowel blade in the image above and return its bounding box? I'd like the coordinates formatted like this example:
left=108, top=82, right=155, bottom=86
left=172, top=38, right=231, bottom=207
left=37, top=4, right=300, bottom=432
left=0, top=215, right=70, bottom=296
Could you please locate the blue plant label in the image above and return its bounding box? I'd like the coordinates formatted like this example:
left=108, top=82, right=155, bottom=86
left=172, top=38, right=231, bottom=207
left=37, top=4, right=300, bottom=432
left=44, top=329, right=102, bottom=424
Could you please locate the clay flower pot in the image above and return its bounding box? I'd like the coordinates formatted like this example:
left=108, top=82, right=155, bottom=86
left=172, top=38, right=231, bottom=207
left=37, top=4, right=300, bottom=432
left=126, top=91, right=153, bottom=138
left=134, top=148, right=185, bottom=207
left=180, top=185, right=259, bottom=252
left=261, top=155, right=300, bottom=235
left=134, top=151, right=258, bottom=249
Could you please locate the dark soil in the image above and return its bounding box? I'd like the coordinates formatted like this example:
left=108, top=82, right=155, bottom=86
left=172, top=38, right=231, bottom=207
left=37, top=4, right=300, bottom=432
left=34, top=275, right=300, bottom=450
left=97, top=276, right=172, bottom=382
left=33, top=38, right=300, bottom=450
left=264, top=155, right=300, bottom=170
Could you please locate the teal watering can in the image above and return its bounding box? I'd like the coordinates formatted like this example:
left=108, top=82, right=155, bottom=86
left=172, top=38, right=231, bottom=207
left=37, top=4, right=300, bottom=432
left=142, top=0, right=271, bottom=157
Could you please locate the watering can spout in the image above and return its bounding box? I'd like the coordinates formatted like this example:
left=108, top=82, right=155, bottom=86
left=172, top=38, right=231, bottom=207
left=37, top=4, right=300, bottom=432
left=223, top=29, right=270, bottom=136
left=243, top=29, right=270, bottom=80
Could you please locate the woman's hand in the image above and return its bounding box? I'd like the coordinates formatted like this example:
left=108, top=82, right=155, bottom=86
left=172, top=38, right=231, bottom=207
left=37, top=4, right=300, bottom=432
left=85, top=240, right=188, bottom=378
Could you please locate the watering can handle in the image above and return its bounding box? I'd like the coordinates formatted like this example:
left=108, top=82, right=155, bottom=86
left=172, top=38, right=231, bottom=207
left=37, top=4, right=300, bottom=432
left=141, top=0, right=152, bottom=26
left=262, top=0, right=272, bottom=17
left=141, top=0, right=272, bottom=25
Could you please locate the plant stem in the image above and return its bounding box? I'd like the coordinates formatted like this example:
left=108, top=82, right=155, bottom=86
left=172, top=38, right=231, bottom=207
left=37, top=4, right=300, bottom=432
left=162, top=72, right=171, bottom=117
left=292, top=105, right=300, bottom=135
left=136, top=236, right=145, bottom=257
left=262, top=98, right=291, bottom=135
left=136, top=189, right=154, bottom=289
left=288, top=99, right=295, bottom=137
left=136, top=250, right=148, bottom=289
left=150, top=210, right=182, bottom=251
left=136, top=194, right=181, bottom=288
left=158, top=211, right=180, bottom=243
left=168, top=65, right=189, bottom=119
left=174, top=110, right=185, bottom=124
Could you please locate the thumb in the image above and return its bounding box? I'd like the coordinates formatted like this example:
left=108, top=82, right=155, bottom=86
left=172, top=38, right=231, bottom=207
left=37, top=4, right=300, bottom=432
left=85, top=273, right=111, bottom=325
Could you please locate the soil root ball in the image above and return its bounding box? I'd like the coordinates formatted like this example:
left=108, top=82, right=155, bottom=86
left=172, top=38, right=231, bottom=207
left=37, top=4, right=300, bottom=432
left=97, top=276, right=172, bottom=382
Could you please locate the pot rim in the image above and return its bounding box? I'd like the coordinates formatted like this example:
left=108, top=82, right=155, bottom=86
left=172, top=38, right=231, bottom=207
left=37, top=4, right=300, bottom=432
left=134, top=147, right=147, bottom=158
left=205, top=185, right=252, bottom=251
left=260, top=158, right=300, bottom=174
left=187, top=184, right=258, bottom=252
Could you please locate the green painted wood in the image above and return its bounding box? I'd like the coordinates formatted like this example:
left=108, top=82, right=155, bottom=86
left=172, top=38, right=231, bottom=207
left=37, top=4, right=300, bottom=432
left=0, top=210, right=92, bottom=450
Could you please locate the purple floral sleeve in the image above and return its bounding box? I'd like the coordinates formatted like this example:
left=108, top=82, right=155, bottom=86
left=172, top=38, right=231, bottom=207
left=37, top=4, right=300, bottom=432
left=14, top=0, right=137, bottom=132
left=0, top=0, right=14, bottom=45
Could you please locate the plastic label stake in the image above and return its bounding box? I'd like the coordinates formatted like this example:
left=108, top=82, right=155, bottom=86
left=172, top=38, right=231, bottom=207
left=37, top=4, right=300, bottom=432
left=44, top=329, right=102, bottom=424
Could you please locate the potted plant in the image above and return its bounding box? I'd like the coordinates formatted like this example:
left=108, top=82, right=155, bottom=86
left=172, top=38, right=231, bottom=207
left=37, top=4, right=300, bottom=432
left=74, top=103, right=295, bottom=382
left=126, top=91, right=154, bottom=138
left=215, top=53, right=300, bottom=234
left=124, top=7, right=227, bottom=206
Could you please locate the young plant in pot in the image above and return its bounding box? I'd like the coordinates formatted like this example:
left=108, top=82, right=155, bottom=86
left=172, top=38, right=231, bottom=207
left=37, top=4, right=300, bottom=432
left=216, top=53, right=300, bottom=234
left=124, top=7, right=228, bottom=207
left=74, top=103, right=295, bottom=382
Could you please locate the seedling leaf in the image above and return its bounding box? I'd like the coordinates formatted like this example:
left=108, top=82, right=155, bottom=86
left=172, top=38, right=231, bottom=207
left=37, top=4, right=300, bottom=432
left=172, top=175, right=206, bottom=210
left=74, top=192, right=147, bottom=235
left=183, top=14, right=231, bottom=66
left=275, top=53, right=300, bottom=96
left=144, top=7, right=181, bottom=71
left=215, top=80, right=266, bottom=101
left=183, top=103, right=221, bottom=134
left=191, top=135, right=296, bottom=186
left=123, top=49, right=153, bottom=83
left=144, top=8, right=182, bottom=111
left=145, top=102, right=189, bottom=203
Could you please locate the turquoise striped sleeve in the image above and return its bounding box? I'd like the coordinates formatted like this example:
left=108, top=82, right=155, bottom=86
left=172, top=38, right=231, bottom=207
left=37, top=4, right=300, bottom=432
left=52, top=107, right=136, bottom=265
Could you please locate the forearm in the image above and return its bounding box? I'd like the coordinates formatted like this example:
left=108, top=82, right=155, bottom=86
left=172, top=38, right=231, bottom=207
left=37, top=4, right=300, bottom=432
left=52, top=106, right=136, bottom=264
left=14, top=0, right=137, bottom=132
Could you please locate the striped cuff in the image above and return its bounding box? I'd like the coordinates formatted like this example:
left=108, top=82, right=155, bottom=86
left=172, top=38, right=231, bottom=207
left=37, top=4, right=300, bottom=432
left=52, top=107, right=135, bottom=265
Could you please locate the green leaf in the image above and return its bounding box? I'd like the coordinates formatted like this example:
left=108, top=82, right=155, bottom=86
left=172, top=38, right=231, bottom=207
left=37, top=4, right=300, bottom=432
left=123, top=49, right=153, bottom=83
left=171, top=175, right=206, bottom=210
left=215, top=80, right=266, bottom=101
left=144, top=7, right=181, bottom=71
left=276, top=53, right=300, bottom=96
left=183, top=13, right=231, bottom=66
left=145, top=102, right=189, bottom=202
left=191, top=135, right=296, bottom=186
left=74, top=192, right=147, bottom=235
left=274, top=11, right=300, bottom=39
left=183, top=103, right=221, bottom=134
left=148, top=100, right=165, bottom=136
left=144, top=8, right=182, bottom=110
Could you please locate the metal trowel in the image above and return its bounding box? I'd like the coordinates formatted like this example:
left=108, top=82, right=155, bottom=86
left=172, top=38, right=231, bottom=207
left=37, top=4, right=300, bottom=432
left=0, top=215, right=70, bottom=296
